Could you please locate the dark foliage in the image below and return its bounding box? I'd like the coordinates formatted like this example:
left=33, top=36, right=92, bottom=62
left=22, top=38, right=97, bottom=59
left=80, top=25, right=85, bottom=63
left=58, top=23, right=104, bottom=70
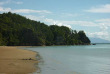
left=0, top=12, right=91, bottom=46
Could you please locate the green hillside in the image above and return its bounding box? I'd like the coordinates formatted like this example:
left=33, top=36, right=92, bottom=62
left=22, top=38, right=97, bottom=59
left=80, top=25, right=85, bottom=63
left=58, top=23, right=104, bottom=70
left=0, top=12, right=90, bottom=46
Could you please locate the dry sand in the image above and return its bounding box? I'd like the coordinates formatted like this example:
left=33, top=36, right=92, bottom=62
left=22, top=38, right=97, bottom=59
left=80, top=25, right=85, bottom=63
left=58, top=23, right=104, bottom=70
left=0, top=46, right=39, bottom=74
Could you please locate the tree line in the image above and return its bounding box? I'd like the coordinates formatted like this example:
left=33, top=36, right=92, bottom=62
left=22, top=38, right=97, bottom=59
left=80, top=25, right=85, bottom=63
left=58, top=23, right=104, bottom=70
left=0, top=12, right=91, bottom=46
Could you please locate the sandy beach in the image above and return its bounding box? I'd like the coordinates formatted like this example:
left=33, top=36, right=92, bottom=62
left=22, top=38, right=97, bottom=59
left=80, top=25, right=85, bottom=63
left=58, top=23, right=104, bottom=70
left=0, top=46, right=39, bottom=74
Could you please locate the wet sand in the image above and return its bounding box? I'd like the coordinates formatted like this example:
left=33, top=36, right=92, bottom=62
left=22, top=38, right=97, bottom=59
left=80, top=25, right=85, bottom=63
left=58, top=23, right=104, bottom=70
left=0, top=46, right=39, bottom=74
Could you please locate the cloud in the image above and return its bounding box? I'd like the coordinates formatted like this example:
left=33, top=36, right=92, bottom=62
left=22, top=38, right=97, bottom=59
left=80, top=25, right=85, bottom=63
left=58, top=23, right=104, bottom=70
left=0, top=7, right=51, bottom=14
left=99, top=24, right=108, bottom=31
left=24, top=14, right=110, bottom=30
left=85, top=4, right=110, bottom=13
left=44, top=18, right=56, bottom=24
left=14, top=1, right=23, bottom=4
left=61, top=21, right=98, bottom=26
left=44, top=18, right=72, bottom=28
left=13, top=9, right=51, bottom=14
left=25, top=15, right=45, bottom=21
left=0, top=0, right=23, bottom=5
left=26, top=14, right=97, bottom=27
left=26, top=15, right=70, bottom=28
left=25, top=15, right=71, bottom=28
left=0, top=7, right=11, bottom=12
left=88, top=32, right=108, bottom=37
left=96, top=19, right=110, bottom=22
left=42, top=19, right=98, bottom=27
left=43, top=18, right=100, bottom=28
left=87, top=31, right=109, bottom=40
left=96, top=19, right=110, bottom=26
left=0, top=0, right=10, bottom=5
left=86, top=21, right=110, bottom=40
left=61, top=13, right=83, bottom=17
left=95, top=19, right=110, bottom=28
left=25, top=15, right=110, bottom=29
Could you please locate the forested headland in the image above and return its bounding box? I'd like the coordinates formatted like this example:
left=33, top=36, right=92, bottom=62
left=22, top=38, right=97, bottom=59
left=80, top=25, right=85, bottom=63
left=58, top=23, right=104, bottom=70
left=0, top=12, right=90, bottom=46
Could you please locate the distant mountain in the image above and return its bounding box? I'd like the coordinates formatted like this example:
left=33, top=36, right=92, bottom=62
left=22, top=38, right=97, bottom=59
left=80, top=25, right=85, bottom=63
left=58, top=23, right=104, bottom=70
left=90, top=38, right=110, bottom=43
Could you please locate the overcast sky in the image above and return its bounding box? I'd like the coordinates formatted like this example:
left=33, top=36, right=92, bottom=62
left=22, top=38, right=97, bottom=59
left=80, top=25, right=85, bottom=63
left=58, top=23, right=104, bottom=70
left=0, top=0, right=110, bottom=41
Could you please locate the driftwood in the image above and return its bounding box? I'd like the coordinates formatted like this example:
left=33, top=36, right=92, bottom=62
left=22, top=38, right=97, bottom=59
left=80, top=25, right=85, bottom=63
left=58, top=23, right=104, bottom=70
left=22, top=58, right=34, bottom=60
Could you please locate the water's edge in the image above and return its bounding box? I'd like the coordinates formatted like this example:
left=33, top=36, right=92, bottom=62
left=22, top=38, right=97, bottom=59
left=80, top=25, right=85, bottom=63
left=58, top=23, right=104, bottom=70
left=25, top=44, right=110, bottom=74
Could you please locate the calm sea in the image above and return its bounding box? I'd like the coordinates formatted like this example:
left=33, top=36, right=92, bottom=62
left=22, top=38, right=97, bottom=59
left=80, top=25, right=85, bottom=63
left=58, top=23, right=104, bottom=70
left=25, top=44, right=110, bottom=74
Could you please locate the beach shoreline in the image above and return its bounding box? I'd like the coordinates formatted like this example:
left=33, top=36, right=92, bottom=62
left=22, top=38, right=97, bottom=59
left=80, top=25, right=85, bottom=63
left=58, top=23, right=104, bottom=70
left=0, top=46, right=39, bottom=74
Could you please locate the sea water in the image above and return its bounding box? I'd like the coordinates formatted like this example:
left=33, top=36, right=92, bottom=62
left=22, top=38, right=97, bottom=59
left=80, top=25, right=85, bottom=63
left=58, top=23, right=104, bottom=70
left=25, top=44, right=110, bottom=74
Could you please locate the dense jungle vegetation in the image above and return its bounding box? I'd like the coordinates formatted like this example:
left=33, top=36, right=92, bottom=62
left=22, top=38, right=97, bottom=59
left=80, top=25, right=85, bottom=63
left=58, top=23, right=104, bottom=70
left=0, top=12, right=90, bottom=46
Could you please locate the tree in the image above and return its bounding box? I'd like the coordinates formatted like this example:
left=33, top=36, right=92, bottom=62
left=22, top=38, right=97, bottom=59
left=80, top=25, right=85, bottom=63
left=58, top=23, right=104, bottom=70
left=78, top=31, right=90, bottom=44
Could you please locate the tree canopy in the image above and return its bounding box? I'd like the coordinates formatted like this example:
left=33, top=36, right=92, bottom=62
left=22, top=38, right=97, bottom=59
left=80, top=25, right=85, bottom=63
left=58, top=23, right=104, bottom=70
left=0, top=12, right=91, bottom=46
